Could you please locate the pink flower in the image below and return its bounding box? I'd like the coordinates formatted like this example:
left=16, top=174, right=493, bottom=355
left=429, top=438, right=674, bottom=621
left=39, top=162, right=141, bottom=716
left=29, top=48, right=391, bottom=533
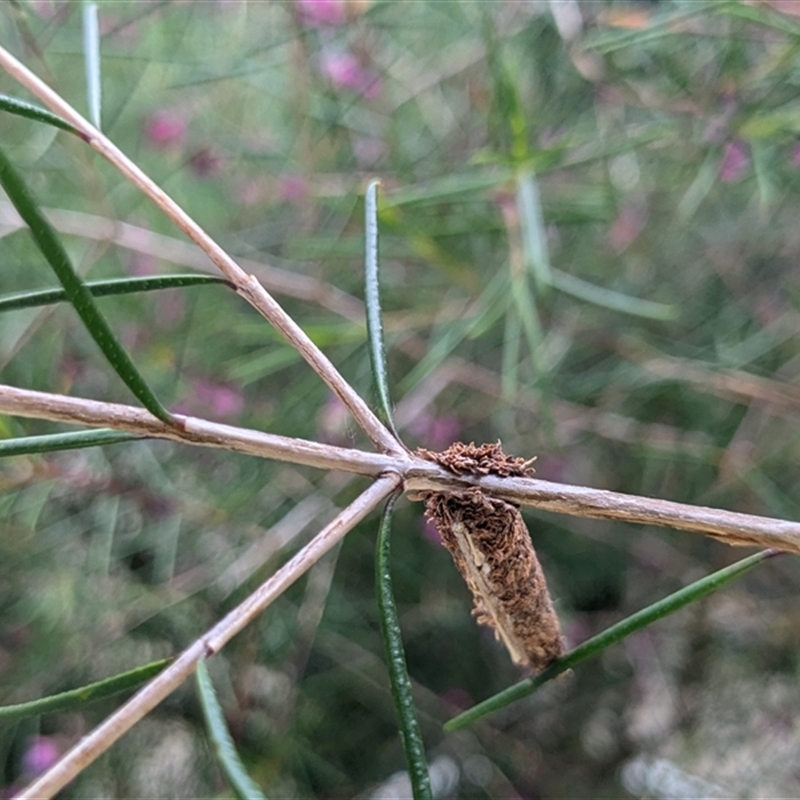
left=719, top=140, right=749, bottom=182
left=296, top=0, right=347, bottom=27
left=144, top=111, right=187, bottom=149
left=320, top=52, right=381, bottom=99
left=22, top=737, right=60, bottom=777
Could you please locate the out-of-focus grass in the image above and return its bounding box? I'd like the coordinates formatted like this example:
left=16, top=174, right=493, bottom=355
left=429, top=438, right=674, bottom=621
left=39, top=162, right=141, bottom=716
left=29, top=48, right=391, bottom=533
left=2, top=1, right=800, bottom=797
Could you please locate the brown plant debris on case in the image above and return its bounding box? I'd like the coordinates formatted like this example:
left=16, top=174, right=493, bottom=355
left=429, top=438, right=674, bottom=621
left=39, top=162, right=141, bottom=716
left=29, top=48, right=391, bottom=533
left=419, top=442, right=564, bottom=672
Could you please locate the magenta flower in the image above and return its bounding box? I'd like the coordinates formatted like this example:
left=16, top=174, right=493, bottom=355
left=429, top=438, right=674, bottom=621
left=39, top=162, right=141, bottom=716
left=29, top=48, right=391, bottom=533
left=719, top=140, right=749, bottom=182
left=296, top=0, right=347, bottom=27
left=320, top=52, right=381, bottom=99
left=22, top=737, right=60, bottom=777
left=144, top=111, right=187, bottom=150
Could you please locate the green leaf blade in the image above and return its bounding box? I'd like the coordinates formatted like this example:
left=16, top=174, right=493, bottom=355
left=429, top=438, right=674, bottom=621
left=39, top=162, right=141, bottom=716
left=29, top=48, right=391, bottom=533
left=0, top=429, right=141, bottom=458
left=0, top=659, right=170, bottom=722
left=445, top=549, right=779, bottom=731
left=376, top=492, right=433, bottom=800
left=0, top=274, right=230, bottom=313
left=0, top=145, right=174, bottom=424
left=196, top=658, right=267, bottom=800
left=0, top=94, right=81, bottom=136
left=364, top=179, right=400, bottom=440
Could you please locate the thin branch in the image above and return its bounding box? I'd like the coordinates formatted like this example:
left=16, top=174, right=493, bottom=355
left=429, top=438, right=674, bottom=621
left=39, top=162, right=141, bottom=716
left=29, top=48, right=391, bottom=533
left=3, top=383, right=800, bottom=555
left=17, top=473, right=401, bottom=800
left=0, top=45, right=404, bottom=457
left=405, top=473, right=800, bottom=555
left=0, top=383, right=401, bottom=477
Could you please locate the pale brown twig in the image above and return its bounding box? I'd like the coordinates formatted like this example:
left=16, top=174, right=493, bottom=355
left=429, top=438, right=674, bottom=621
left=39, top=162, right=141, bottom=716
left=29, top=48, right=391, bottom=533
left=4, top=383, right=800, bottom=556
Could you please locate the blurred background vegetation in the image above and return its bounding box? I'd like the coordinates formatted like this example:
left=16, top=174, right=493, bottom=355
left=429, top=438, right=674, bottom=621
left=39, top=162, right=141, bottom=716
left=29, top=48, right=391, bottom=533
left=2, top=0, right=800, bottom=797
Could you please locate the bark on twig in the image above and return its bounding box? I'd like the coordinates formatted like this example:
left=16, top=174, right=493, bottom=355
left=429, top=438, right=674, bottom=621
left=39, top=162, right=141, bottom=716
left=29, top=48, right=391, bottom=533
left=3, top=383, right=800, bottom=555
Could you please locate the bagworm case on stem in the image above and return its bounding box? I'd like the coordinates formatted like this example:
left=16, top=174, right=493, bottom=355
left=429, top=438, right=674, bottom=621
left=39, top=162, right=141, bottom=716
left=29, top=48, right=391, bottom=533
left=419, top=443, right=565, bottom=672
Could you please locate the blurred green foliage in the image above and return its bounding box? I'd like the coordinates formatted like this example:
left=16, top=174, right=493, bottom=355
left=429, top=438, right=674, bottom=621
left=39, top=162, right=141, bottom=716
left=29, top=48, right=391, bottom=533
left=2, top=1, right=800, bottom=797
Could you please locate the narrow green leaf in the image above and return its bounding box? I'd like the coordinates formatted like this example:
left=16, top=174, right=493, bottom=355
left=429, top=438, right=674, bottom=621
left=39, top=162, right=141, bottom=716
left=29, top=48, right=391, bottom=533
left=516, top=170, right=552, bottom=290
left=376, top=492, right=433, bottom=800
left=196, top=658, right=267, bottom=800
left=0, top=145, right=174, bottom=424
left=716, top=0, right=800, bottom=36
left=0, top=274, right=230, bottom=313
left=445, top=549, right=779, bottom=731
left=0, top=659, right=171, bottom=722
left=0, top=94, right=81, bottom=136
left=82, top=0, right=102, bottom=128
left=364, top=179, right=400, bottom=440
left=0, top=429, right=140, bottom=458
left=551, top=269, right=677, bottom=321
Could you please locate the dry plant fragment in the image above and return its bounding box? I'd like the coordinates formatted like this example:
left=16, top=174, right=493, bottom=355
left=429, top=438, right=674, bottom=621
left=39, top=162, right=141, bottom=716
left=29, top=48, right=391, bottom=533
left=421, top=443, right=564, bottom=671
left=417, top=440, right=536, bottom=478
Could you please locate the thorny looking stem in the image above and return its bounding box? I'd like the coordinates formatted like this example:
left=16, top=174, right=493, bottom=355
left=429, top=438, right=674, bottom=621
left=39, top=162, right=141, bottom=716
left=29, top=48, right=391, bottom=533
left=0, top=44, right=405, bottom=458
left=15, top=473, right=402, bottom=800
left=3, top=383, right=800, bottom=556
